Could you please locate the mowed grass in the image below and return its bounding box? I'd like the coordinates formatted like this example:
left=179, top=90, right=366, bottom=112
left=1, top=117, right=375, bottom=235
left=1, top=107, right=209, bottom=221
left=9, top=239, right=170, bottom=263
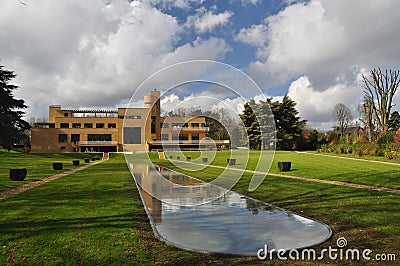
left=153, top=151, right=400, bottom=257
left=0, top=150, right=102, bottom=192
left=2, top=151, right=400, bottom=265
left=0, top=155, right=151, bottom=265
left=162, top=150, right=400, bottom=189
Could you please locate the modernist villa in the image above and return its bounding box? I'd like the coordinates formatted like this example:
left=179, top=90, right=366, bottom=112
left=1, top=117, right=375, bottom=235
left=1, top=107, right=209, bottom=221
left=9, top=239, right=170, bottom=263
left=31, top=91, right=209, bottom=153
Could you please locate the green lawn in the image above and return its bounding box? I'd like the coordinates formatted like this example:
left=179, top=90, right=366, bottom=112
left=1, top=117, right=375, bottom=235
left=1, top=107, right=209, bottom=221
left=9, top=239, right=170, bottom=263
left=0, top=150, right=102, bottom=192
left=1, top=151, right=399, bottom=265
left=161, top=150, right=400, bottom=189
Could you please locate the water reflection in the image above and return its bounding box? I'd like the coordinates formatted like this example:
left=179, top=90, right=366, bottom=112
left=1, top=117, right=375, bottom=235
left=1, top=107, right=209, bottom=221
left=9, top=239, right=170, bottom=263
left=131, top=163, right=332, bottom=255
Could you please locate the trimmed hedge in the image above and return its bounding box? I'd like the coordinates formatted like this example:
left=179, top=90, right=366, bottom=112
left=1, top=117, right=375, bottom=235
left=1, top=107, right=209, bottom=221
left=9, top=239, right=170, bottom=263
left=227, top=158, right=236, bottom=165
left=53, top=162, right=63, bottom=170
left=72, top=160, right=80, bottom=166
left=84, top=158, right=90, bottom=163
left=202, top=158, right=208, bottom=163
left=9, top=168, right=27, bottom=181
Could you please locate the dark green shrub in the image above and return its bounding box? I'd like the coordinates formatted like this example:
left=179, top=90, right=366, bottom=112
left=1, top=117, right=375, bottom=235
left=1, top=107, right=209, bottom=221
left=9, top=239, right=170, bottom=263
left=84, top=158, right=90, bottom=163
left=72, top=160, right=80, bottom=166
left=91, top=158, right=96, bottom=161
left=278, top=162, right=291, bottom=172
left=186, top=157, right=191, bottom=161
left=202, top=158, right=208, bottom=163
left=227, top=158, right=236, bottom=165
left=378, top=132, right=395, bottom=146
left=177, top=156, right=180, bottom=160
left=9, top=168, right=27, bottom=181
left=53, top=162, right=63, bottom=170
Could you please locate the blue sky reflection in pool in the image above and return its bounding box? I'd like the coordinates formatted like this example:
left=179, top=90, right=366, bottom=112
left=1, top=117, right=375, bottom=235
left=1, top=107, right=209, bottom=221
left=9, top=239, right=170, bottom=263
left=131, top=164, right=332, bottom=255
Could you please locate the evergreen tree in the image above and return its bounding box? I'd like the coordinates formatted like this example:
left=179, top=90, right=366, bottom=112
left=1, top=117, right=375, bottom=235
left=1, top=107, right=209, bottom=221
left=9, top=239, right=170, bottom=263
left=239, top=100, right=260, bottom=149
left=0, top=65, right=31, bottom=150
left=270, top=96, right=306, bottom=150
left=388, top=111, right=400, bottom=131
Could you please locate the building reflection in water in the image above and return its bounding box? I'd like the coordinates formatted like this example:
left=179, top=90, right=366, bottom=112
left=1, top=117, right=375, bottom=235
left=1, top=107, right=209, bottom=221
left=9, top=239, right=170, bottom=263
left=130, top=163, right=332, bottom=255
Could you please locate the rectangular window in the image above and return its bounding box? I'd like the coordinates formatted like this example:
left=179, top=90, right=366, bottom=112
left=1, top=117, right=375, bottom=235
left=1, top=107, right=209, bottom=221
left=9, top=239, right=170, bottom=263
left=201, top=123, right=206, bottom=128
left=123, top=127, right=141, bottom=144
left=58, top=134, right=67, bottom=143
left=60, top=123, right=69, bottom=128
left=108, top=123, right=116, bottom=128
left=192, top=134, right=199, bottom=141
left=119, top=115, right=141, bottom=119
left=161, top=134, right=169, bottom=141
left=71, top=134, right=80, bottom=143
left=88, top=134, right=112, bottom=141
left=161, top=122, right=169, bottom=128
left=64, top=113, right=68, bottom=117
left=191, top=123, right=199, bottom=128
left=183, top=123, right=188, bottom=128
left=179, top=134, right=188, bottom=141
left=84, top=123, right=93, bottom=128
left=96, top=123, right=105, bottom=128
left=172, top=134, right=179, bottom=140
left=151, top=116, right=156, bottom=134
left=72, top=123, right=81, bottom=128
left=172, top=123, right=183, bottom=128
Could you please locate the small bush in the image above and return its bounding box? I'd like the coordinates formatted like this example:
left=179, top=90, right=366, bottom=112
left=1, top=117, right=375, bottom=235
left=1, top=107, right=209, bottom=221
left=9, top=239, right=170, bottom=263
left=278, top=162, right=291, bottom=172
left=72, top=160, right=80, bottom=166
left=227, top=158, right=236, bottom=165
left=378, top=132, right=395, bottom=146
left=9, top=168, right=27, bottom=181
left=202, top=158, right=208, bottom=163
left=384, top=151, right=396, bottom=160
left=84, top=158, right=90, bottom=163
left=53, top=162, right=63, bottom=170
left=91, top=158, right=96, bottom=161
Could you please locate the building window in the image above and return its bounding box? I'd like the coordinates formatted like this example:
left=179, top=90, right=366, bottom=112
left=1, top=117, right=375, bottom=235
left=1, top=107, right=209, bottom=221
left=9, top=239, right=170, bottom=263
left=172, top=134, right=179, bottom=140
left=96, top=123, right=105, bottom=128
left=60, top=123, right=69, bottom=128
left=201, top=123, right=206, bottom=128
left=60, top=146, right=66, bottom=151
left=108, top=123, right=116, bottom=128
left=172, top=123, right=183, bottom=128
left=84, top=123, right=93, bottom=128
left=192, top=134, right=199, bottom=141
left=72, top=123, right=81, bottom=128
left=183, top=123, right=188, bottom=128
left=58, top=134, right=68, bottom=143
left=71, top=134, right=80, bottom=143
left=179, top=134, right=189, bottom=141
left=191, top=123, right=199, bottom=128
left=161, top=122, right=169, bottom=128
left=151, top=116, right=156, bottom=134
left=119, top=115, right=141, bottom=119
left=88, top=134, right=111, bottom=141
left=161, top=134, right=169, bottom=141
left=64, top=113, right=68, bottom=117
left=123, top=127, right=141, bottom=144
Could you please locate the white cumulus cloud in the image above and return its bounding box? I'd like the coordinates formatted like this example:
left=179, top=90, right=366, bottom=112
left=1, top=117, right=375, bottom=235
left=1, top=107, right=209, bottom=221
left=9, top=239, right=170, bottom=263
left=185, top=6, right=234, bottom=33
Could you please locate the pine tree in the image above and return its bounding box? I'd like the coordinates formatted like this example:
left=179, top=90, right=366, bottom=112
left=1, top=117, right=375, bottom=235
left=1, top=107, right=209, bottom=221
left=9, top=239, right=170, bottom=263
left=239, top=100, right=260, bottom=149
left=0, top=65, right=31, bottom=150
left=270, top=96, right=306, bottom=150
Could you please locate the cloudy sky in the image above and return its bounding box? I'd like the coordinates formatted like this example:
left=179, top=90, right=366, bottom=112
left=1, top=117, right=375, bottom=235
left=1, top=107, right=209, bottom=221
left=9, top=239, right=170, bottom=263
left=1, top=0, right=400, bottom=129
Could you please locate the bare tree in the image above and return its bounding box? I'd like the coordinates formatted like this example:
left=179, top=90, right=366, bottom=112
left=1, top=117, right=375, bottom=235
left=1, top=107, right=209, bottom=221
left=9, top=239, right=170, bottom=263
left=362, top=68, right=400, bottom=133
left=333, top=103, right=353, bottom=137
left=358, top=97, right=375, bottom=142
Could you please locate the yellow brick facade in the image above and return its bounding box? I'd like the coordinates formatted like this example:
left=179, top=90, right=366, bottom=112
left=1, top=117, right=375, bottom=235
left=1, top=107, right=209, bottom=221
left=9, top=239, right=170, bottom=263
left=31, top=91, right=208, bottom=152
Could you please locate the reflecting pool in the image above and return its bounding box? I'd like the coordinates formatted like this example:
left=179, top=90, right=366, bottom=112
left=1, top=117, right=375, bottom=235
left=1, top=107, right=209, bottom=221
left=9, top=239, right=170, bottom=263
left=131, top=163, right=332, bottom=255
